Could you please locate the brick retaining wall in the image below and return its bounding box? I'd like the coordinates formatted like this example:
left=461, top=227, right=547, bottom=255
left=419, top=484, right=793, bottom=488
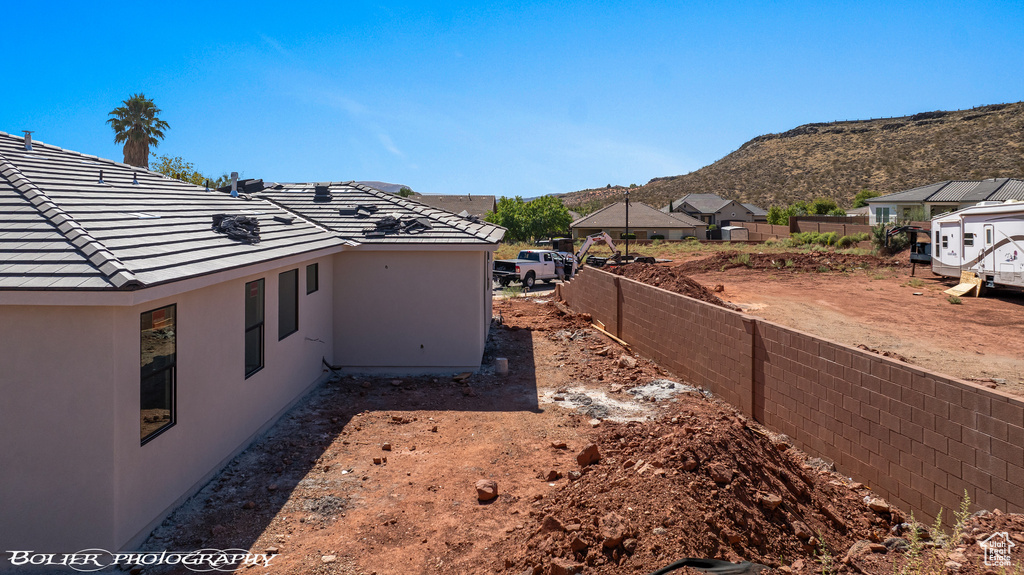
left=558, top=267, right=1024, bottom=522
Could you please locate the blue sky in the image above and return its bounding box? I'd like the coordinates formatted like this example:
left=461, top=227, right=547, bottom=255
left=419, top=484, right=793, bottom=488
left=3, top=1, right=1023, bottom=197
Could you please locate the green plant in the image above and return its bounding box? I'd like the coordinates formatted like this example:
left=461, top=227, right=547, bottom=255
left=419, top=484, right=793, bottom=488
left=904, top=278, right=925, bottom=288
left=948, top=295, right=962, bottom=304
left=815, top=532, right=834, bottom=575
left=501, top=284, right=524, bottom=299
left=785, top=259, right=794, bottom=268
left=817, top=265, right=831, bottom=273
left=730, top=253, right=752, bottom=267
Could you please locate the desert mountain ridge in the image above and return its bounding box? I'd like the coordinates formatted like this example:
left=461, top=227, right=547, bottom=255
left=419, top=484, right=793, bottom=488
left=558, top=101, right=1024, bottom=213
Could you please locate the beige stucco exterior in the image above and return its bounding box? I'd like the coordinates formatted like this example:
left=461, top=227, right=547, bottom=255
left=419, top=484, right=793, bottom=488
left=332, top=248, right=491, bottom=372
left=0, top=243, right=496, bottom=553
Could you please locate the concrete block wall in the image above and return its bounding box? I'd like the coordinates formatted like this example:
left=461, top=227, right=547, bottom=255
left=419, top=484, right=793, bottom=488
left=559, top=267, right=1024, bottom=522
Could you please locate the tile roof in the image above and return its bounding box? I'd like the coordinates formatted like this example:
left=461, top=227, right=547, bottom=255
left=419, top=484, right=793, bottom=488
left=866, top=179, right=1024, bottom=205
left=571, top=201, right=706, bottom=229
left=742, top=203, right=767, bottom=216
left=412, top=194, right=496, bottom=219
left=0, top=131, right=503, bottom=292
left=259, top=184, right=505, bottom=244
left=671, top=193, right=732, bottom=214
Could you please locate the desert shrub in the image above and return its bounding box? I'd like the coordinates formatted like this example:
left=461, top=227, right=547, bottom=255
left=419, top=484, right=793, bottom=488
left=650, top=234, right=665, bottom=240
left=836, top=235, right=856, bottom=248
left=729, top=253, right=752, bottom=267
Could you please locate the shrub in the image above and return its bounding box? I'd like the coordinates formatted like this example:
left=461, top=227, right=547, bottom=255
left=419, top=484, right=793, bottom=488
left=948, top=295, right=962, bottom=304
left=729, top=253, right=752, bottom=267
left=650, top=234, right=665, bottom=240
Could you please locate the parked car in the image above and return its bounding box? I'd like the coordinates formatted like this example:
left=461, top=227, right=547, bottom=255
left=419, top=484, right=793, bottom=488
left=493, top=249, right=578, bottom=288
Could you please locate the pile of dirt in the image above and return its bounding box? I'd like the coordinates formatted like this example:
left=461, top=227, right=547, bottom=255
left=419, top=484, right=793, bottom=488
left=672, top=251, right=905, bottom=274
left=491, top=397, right=900, bottom=574
left=609, top=264, right=740, bottom=310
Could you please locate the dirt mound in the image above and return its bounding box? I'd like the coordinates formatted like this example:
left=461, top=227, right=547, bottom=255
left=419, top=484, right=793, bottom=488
left=673, top=251, right=905, bottom=274
left=492, top=399, right=896, bottom=574
left=609, top=264, right=739, bottom=310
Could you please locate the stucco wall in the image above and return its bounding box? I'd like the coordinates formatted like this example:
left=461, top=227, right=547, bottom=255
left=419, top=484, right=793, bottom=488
left=113, top=256, right=335, bottom=547
left=0, top=306, right=118, bottom=550
left=0, top=256, right=335, bottom=552
left=332, top=249, right=487, bottom=372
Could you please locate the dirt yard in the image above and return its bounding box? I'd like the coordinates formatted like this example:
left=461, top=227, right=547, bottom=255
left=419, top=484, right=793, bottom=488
left=645, top=251, right=1024, bottom=396
left=139, top=296, right=1021, bottom=575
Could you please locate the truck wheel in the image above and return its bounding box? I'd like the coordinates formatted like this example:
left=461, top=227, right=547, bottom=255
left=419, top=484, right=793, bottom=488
left=523, top=272, right=536, bottom=288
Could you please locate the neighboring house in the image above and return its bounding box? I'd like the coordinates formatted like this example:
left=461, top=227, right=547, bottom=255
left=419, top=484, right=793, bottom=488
left=865, top=178, right=1024, bottom=225
left=570, top=201, right=707, bottom=239
left=0, top=131, right=504, bottom=553
left=663, top=193, right=756, bottom=227
left=413, top=194, right=496, bottom=219
left=742, top=203, right=768, bottom=222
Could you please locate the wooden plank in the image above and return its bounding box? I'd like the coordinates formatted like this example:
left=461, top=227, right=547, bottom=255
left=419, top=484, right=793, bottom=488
left=592, top=323, right=631, bottom=352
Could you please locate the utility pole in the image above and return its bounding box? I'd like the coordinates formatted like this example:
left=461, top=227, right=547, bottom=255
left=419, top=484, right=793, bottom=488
left=625, top=189, right=630, bottom=260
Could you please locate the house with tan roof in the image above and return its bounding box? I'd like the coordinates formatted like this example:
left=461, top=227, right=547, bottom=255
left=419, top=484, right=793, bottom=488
left=412, top=194, right=496, bottom=219
left=663, top=193, right=759, bottom=227
left=570, top=201, right=707, bottom=239
left=0, top=131, right=504, bottom=552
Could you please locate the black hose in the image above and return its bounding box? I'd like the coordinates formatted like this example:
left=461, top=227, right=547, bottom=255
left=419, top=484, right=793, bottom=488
left=646, top=558, right=769, bottom=575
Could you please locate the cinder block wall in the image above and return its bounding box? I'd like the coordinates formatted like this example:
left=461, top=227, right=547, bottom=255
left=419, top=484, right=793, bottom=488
left=559, top=267, right=1024, bottom=522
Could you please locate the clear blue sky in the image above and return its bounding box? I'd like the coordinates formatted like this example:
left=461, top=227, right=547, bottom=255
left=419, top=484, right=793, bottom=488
left=3, top=1, right=1023, bottom=197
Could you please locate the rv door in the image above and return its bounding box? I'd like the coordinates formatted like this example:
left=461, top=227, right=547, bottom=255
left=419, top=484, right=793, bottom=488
left=984, top=224, right=995, bottom=274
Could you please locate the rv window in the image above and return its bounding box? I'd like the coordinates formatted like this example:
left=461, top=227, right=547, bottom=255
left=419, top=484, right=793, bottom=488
left=986, top=228, right=993, bottom=244
left=935, top=231, right=939, bottom=246
left=942, top=235, right=948, bottom=248
left=964, top=233, right=974, bottom=247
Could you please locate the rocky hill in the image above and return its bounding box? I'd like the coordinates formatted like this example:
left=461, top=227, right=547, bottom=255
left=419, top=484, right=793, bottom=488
left=561, top=102, right=1024, bottom=212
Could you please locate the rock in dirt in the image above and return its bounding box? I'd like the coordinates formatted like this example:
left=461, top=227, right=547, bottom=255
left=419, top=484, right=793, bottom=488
left=617, top=354, right=637, bottom=369
left=382, top=442, right=392, bottom=451
left=884, top=537, right=909, bottom=552
left=623, top=538, right=638, bottom=553
left=709, top=463, right=735, bottom=484
left=792, top=520, right=813, bottom=540
left=540, top=515, right=565, bottom=532
left=548, top=557, right=584, bottom=575
left=544, top=470, right=562, bottom=481
left=476, top=479, right=498, bottom=501
left=600, top=512, right=626, bottom=548
left=322, top=555, right=337, bottom=563
left=567, top=470, right=582, bottom=481
left=759, top=493, right=783, bottom=510
left=576, top=444, right=600, bottom=466
left=867, top=497, right=891, bottom=513
left=570, top=535, right=588, bottom=553
left=242, top=501, right=256, bottom=510
left=842, top=540, right=873, bottom=564
left=945, top=561, right=962, bottom=573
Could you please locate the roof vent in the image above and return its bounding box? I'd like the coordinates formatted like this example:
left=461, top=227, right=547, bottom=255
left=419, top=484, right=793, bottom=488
left=314, top=183, right=332, bottom=202
left=98, top=170, right=105, bottom=184
left=132, top=172, right=139, bottom=185
left=230, top=172, right=239, bottom=198
left=22, top=131, right=32, bottom=151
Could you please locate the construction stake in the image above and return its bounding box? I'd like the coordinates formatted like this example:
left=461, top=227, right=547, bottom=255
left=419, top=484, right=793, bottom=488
left=592, top=323, right=631, bottom=352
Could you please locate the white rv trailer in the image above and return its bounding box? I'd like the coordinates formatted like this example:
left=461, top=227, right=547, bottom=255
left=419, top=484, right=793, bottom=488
left=932, top=200, right=1024, bottom=288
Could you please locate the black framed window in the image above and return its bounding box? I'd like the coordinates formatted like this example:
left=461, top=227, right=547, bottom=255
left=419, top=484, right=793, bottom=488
left=279, top=269, right=298, bottom=340
left=964, top=233, right=974, bottom=247
left=306, top=263, right=319, bottom=294
left=141, top=304, right=176, bottom=444
left=245, top=279, right=265, bottom=377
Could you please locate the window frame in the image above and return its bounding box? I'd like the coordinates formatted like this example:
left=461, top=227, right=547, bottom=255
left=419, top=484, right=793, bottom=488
left=306, top=263, right=319, bottom=294
left=278, top=269, right=299, bottom=340
left=964, top=233, right=974, bottom=247
left=245, top=279, right=265, bottom=378
left=140, top=304, right=176, bottom=445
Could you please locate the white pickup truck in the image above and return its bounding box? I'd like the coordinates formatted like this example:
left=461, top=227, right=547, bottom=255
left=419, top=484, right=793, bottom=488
left=492, top=249, right=577, bottom=288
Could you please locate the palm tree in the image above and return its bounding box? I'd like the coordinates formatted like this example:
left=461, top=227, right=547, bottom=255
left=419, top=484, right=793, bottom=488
left=106, top=93, right=169, bottom=168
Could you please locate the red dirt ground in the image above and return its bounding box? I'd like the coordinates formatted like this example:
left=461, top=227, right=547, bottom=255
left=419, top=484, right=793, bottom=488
left=651, top=251, right=1024, bottom=396
left=138, top=298, right=1021, bottom=575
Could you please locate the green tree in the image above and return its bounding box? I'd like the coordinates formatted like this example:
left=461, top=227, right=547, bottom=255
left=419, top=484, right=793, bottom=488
left=809, top=197, right=840, bottom=215
left=523, top=195, right=573, bottom=241
left=151, top=154, right=229, bottom=188
left=398, top=187, right=415, bottom=197
left=151, top=154, right=206, bottom=185
left=485, top=195, right=572, bottom=243
left=766, top=205, right=787, bottom=225
left=107, top=93, right=169, bottom=168
left=852, top=189, right=882, bottom=208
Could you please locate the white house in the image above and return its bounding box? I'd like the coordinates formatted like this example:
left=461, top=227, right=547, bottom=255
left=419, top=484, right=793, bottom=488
left=865, top=178, right=1024, bottom=225
left=0, top=131, right=504, bottom=554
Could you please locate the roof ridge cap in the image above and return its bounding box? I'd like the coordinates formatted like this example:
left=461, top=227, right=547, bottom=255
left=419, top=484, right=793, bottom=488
left=0, top=152, right=142, bottom=289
